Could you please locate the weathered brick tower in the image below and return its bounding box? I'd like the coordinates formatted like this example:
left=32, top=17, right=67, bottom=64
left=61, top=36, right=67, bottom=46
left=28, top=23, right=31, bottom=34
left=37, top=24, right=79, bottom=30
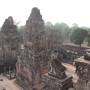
left=0, top=16, right=19, bottom=77
left=16, top=7, right=46, bottom=90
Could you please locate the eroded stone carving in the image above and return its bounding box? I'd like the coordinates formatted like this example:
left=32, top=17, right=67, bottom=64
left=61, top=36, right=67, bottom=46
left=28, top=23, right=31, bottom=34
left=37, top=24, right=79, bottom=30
left=48, top=50, right=66, bottom=79
left=42, top=50, right=73, bottom=90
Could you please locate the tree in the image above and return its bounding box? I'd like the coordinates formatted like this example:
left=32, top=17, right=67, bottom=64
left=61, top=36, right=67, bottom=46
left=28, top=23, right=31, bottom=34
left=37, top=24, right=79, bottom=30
left=70, top=28, right=88, bottom=47
left=86, top=31, right=90, bottom=46
left=54, top=23, right=71, bottom=42
left=87, top=35, right=90, bottom=46
left=71, top=23, right=78, bottom=30
left=45, top=22, right=64, bottom=49
left=45, top=22, right=54, bottom=31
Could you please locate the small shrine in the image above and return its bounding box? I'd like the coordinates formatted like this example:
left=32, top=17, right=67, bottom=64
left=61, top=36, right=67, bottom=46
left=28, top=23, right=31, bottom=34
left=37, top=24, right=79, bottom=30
left=42, top=50, right=73, bottom=90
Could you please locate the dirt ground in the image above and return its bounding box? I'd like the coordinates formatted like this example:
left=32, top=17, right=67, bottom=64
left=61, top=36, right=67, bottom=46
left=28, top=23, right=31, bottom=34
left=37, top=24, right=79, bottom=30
left=63, top=63, right=78, bottom=83
left=0, top=75, right=23, bottom=90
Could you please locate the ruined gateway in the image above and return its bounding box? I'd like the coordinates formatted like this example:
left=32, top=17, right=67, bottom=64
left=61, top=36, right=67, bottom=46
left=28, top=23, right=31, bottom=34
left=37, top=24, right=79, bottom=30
left=16, top=7, right=73, bottom=90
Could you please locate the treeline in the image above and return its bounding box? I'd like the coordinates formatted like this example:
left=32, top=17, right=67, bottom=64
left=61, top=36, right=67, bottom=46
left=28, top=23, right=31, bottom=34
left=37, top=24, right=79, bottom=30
left=18, top=22, right=90, bottom=47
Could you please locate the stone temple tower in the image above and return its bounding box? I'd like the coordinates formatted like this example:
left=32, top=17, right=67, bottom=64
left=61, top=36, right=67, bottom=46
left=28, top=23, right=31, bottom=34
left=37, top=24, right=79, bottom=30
left=0, top=16, right=19, bottom=76
left=16, top=7, right=46, bottom=90
left=25, top=7, right=45, bottom=51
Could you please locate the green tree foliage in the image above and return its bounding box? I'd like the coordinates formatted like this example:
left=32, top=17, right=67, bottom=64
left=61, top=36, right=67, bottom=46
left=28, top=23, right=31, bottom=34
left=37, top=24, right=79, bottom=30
left=45, top=22, right=71, bottom=43
left=54, top=23, right=71, bottom=41
left=45, top=22, right=54, bottom=30
left=87, top=35, right=90, bottom=46
left=70, top=28, right=88, bottom=46
left=45, top=22, right=63, bottom=47
left=86, top=31, right=90, bottom=46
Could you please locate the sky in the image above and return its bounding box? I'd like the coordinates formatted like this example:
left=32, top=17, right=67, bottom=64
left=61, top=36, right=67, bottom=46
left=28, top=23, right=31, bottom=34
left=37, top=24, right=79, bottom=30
left=0, top=0, right=90, bottom=27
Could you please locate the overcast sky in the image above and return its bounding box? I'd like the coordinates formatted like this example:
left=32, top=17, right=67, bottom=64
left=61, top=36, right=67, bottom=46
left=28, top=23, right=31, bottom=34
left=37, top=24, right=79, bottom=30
left=0, top=0, right=90, bottom=27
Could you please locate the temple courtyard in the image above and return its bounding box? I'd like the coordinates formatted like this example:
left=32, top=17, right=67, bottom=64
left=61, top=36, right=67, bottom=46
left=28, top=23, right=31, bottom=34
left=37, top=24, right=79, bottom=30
left=0, top=63, right=77, bottom=90
left=0, top=75, right=23, bottom=90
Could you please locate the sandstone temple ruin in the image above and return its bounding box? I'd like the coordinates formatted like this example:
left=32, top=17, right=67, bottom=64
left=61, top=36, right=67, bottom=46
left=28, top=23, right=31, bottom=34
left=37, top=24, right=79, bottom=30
left=0, top=16, right=20, bottom=79
left=0, top=7, right=90, bottom=90
left=16, top=7, right=73, bottom=90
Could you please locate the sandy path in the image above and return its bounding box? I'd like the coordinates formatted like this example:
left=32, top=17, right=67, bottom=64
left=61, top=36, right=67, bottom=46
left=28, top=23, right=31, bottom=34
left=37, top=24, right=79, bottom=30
left=0, top=75, right=23, bottom=90
left=63, top=63, right=79, bottom=83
